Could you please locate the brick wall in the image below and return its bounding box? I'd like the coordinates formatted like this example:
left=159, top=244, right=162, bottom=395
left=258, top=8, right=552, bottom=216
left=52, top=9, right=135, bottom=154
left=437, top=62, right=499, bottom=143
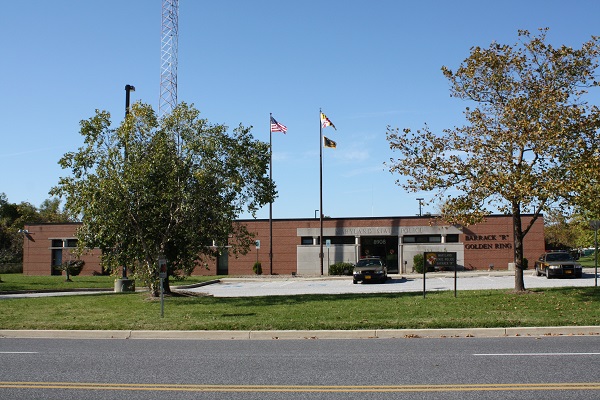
left=22, top=224, right=103, bottom=276
left=23, top=215, right=545, bottom=276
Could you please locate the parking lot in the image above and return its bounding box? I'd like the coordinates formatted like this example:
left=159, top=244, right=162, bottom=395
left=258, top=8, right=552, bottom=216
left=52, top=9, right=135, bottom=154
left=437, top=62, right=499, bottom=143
left=183, top=269, right=599, bottom=297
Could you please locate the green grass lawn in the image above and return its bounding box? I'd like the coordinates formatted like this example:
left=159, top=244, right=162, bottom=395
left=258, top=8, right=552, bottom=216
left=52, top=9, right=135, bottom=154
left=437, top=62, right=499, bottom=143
left=0, top=283, right=599, bottom=331
left=580, top=254, right=600, bottom=268
left=0, top=274, right=220, bottom=292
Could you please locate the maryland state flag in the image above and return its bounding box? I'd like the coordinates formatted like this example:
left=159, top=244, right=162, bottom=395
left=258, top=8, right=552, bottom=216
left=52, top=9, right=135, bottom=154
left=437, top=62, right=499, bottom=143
left=323, top=136, right=337, bottom=148
left=320, top=112, right=336, bottom=130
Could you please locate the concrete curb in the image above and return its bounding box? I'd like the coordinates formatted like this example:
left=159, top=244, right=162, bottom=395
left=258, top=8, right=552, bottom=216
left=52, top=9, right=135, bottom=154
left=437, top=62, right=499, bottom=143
left=1, top=326, right=599, bottom=340
left=172, top=279, right=221, bottom=290
left=0, top=288, right=114, bottom=295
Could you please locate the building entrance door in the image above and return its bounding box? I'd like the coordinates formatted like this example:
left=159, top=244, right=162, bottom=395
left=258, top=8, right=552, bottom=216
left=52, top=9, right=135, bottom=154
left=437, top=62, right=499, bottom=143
left=360, top=236, right=399, bottom=273
left=217, top=251, right=228, bottom=275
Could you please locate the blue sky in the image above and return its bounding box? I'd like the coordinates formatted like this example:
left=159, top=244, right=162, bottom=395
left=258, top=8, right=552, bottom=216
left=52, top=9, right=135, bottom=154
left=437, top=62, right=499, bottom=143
left=2, top=0, right=600, bottom=220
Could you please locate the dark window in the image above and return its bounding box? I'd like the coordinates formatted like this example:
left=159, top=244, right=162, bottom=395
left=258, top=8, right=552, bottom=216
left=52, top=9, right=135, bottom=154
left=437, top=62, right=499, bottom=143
left=51, top=239, right=63, bottom=248
left=403, top=235, right=444, bottom=244
left=446, top=234, right=459, bottom=243
left=301, top=237, right=314, bottom=245
left=65, top=239, right=78, bottom=248
left=301, top=236, right=355, bottom=245
left=326, top=236, right=355, bottom=245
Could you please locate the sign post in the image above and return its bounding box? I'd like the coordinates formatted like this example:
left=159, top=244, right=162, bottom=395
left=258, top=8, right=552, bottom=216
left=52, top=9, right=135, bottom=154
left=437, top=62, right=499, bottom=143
left=591, top=221, right=600, bottom=287
left=158, top=256, right=167, bottom=318
left=423, top=253, right=427, bottom=298
left=326, top=239, right=331, bottom=273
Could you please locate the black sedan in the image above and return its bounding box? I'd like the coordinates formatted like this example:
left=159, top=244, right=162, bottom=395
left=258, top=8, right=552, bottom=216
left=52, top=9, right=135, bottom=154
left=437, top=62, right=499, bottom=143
left=353, top=257, right=388, bottom=284
left=534, top=252, right=583, bottom=279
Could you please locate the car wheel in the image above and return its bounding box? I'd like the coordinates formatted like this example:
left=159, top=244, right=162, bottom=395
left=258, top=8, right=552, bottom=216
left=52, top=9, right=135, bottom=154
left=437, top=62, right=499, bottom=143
left=535, top=266, right=541, bottom=277
left=353, top=279, right=357, bottom=284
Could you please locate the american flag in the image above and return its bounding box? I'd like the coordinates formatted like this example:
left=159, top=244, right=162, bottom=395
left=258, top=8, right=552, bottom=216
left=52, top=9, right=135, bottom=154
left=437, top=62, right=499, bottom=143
left=270, top=116, right=287, bottom=133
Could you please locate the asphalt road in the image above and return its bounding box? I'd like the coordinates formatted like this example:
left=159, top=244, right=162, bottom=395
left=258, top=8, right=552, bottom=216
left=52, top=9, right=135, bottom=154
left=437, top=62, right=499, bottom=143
left=184, top=270, right=600, bottom=297
left=0, top=336, right=599, bottom=399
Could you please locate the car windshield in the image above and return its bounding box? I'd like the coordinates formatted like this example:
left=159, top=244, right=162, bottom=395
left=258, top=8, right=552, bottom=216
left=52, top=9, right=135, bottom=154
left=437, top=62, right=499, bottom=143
left=356, top=259, right=382, bottom=267
left=545, top=253, right=574, bottom=262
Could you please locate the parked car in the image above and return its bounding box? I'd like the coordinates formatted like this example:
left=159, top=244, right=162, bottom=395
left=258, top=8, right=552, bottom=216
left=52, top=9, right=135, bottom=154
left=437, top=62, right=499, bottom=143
left=353, top=257, right=388, bottom=284
left=534, top=252, right=583, bottom=279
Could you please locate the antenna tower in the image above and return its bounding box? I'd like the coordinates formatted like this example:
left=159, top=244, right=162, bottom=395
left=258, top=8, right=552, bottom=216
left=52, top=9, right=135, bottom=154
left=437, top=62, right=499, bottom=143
left=159, top=0, right=179, bottom=116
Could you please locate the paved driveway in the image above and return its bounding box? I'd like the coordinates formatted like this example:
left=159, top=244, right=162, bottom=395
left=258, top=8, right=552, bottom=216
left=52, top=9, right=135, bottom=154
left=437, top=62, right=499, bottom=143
left=184, top=270, right=599, bottom=297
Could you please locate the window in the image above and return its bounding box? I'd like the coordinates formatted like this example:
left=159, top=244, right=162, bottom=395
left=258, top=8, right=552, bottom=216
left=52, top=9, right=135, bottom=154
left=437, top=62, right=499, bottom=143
left=300, top=236, right=355, bottom=245
left=301, top=237, right=314, bottom=245
left=50, top=238, right=79, bottom=248
left=403, top=235, right=441, bottom=243
left=446, top=234, right=459, bottom=243
left=402, top=234, right=459, bottom=243
left=326, top=236, right=355, bottom=245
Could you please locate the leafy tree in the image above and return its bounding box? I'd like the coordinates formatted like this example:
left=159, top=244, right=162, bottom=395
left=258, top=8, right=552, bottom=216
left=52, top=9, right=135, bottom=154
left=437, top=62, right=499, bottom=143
left=0, top=193, right=70, bottom=265
left=39, top=198, right=70, bottom=223
left=0, top=193, right=19, bottom=222
left=387, top=29, right=600, bottom=291
left=543, top=210, right=577, bottom=250
left=51, top=102, right=276, bottom=296
left=0, top=194, right=17, bottom=264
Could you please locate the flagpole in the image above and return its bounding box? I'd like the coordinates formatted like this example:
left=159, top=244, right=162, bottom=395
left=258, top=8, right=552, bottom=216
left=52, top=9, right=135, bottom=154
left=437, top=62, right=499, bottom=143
left=319, top=109, right=324, bottom=275
left=269, top=113, right=273, bottom=276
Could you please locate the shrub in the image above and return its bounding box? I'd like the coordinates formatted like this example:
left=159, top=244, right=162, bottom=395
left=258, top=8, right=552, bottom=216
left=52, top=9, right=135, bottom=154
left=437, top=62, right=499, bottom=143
left=328, top=262, right=354, bottom=276
left=253, top=261, right=262, bottom=275
left=413, top=254, right=425, bottom=273
left=56, top=260, right=85, bottom=282
left=0, top=263, right=22, bottom=274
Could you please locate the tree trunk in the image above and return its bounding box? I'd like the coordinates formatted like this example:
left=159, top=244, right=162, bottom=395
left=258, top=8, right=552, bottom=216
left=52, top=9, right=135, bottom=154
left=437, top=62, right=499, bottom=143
left=512, top=209, right=526, bottom=292
left=150, top=277, right=172, bottom=297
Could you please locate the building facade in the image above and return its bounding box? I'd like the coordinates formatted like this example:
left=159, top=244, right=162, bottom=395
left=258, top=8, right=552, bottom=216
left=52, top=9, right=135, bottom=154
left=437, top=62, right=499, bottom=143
left=22, top=214, right=544, bottom=276
left=21, top=223, right=103, bottom=276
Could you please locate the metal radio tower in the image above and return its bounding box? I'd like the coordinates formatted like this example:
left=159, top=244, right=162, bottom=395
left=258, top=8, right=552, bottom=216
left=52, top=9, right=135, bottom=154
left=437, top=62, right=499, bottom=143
left=159, top=0, right=179, bottom=116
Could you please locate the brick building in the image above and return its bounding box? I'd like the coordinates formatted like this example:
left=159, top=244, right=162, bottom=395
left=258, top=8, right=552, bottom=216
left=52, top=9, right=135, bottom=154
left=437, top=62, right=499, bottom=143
left=22, top=223, right=103, bottom=276
left=22, top=214, right=544, bottom=276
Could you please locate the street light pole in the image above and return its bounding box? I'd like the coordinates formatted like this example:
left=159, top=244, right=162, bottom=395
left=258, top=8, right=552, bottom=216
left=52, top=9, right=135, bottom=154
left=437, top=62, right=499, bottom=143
left=125, top=84, right=135, bottom=116
left=416, top=198, right=424, bottom=217
left=122, top=84, right=135, bottom=280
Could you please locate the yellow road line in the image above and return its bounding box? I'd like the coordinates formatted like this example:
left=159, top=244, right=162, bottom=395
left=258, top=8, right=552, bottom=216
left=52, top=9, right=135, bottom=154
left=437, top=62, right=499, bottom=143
left=0, top=382, right=600, bottom=392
